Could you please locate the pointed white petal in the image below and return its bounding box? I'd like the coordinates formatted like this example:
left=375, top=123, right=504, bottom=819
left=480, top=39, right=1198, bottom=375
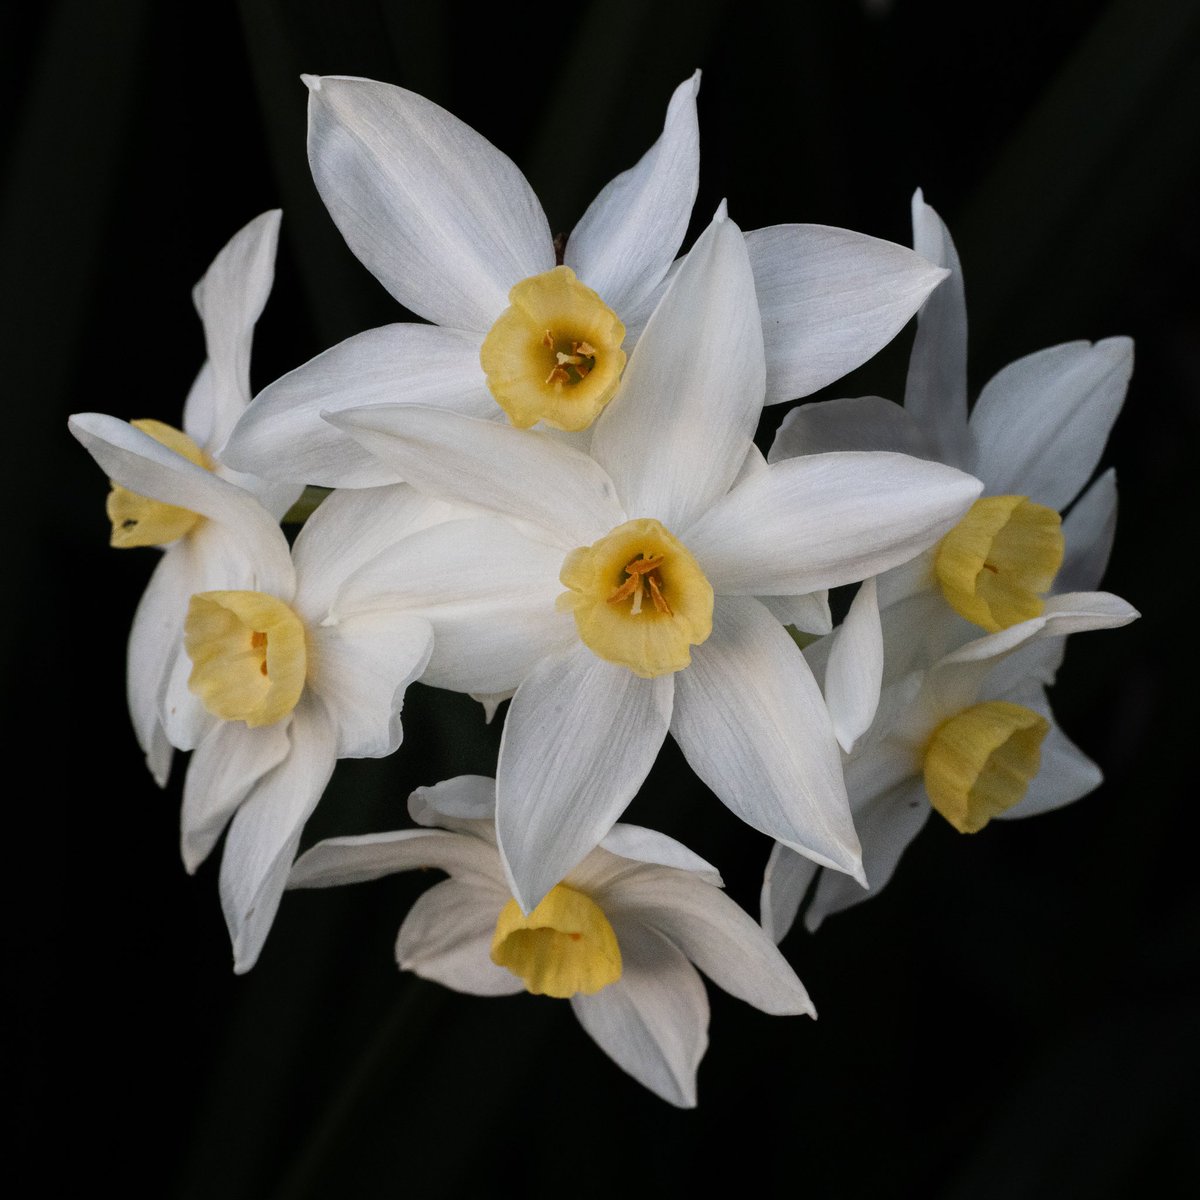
left=290, top=484, right=462, bottom=620
left=126, top=550, right=189, bottom=786
left=760, top=841, right=819, bottom=944
left=591, top=208, right=764, bottom=531
left=904, top=191, right=970, bottom=465
left=687, top=452, right=981, bottom=595
left=768, top=395, right=935, bottom=460
left=221, top=324, right=493, bottom=488
left=289, top=827, right=505, bottom=890
left=497, top=642, right=674, bottom=912
left=1058, top=468, right=1118, bottom=594
left=220, top=696, right=338, bottom=973
left=825, top=577, right=883, bottom=753
left=183, top=361, right=216, bottom=448
left=745, top=222, right=948, bottom=404
left=308, top=614, right=432, bottom=759
left=331, top=516, right=574, bottom=695
left=396, top=877, right=524, bottom=996
left=328, top=405, right=621, bottom=546
left=408, top=775, right=497, bottom=831
left=607, top=864, right=815, bottom=1015
left=806, top=778, right=930, bottom=931
left=305, top=74, right=553, bottom=330
left=564, top=71, right=701, bottom=313
left=571, top=919, right=707, bottom=1108
left=1005, top=722, right=1102, bottom=819
left=69, top=413, right=294, bottom=596
left=189, top=209, right=281, bottom=451
left=968, top=337, right=1133, bottom=511
left=595, top=825, right=722, bottom=885
left=671, top=596, right=862, bottom=879
left=181, top=719, right=291, bottom=873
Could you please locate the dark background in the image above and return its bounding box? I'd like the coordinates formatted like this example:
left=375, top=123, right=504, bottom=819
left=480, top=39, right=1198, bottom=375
left=11, top=0, right=1199, bottom=1195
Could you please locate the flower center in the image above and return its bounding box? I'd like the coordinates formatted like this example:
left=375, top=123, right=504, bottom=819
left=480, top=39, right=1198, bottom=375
left=490, top=884, right=622, bottom=998
left=558, top=518, right=714, bottom=678
left=934, top=495, right=1064, bottom=632
left=106, top=419, right=213, bottom=548
left=184, top=590, right=307, bottom=727
left=922, top=701, right=1050, bottom=833
left=479, top=265, right=626, bottom=431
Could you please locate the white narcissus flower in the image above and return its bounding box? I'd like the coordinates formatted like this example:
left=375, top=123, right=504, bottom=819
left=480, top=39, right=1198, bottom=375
left=221, top=73, right=948, bottom=487
left=69, top=413, right=469, bottom=972
left=770, top=189, right=1135, bottom=751
left=760, top=586, right=1139, bottom=942
left=94, top=210, right=300, bottom=785
left=288, top=776, right=814, bottom=1108
left=315, top=207, right=984, bottom=913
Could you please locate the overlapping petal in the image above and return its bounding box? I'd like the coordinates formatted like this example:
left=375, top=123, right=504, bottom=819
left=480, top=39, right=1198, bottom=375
left=744, top=222, right=949, bottom=405
left=564, top=72, right=701, bottom=315
left=670, top=596, right=861, bottom=879
left=497, top=642, right=674, bottom=912
left=686, top=451, right=982, bottom=595
left=223, top=325, right=494, bottom=488
left=968, top=337, right=1133, bottom=510
left=591, top=206, right=764, bottom=531
left=305, top=74, right=553, bottom=329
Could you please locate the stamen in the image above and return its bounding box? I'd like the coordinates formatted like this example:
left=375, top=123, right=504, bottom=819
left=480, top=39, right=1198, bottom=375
left=625, top=555, right=664, bottom=575
left=606, top=575, right=641, bottom=605
left=545, top=365, right=571, bottom=386
left=647, top=574, right=672, bottom=615
left=542, top=329, right=554, bottom=347
left=574, top=340, right=596, bottom=357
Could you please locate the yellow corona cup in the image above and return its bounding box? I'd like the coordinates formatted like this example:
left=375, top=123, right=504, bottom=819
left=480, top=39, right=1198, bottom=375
left=480, top=266, right=626, bottom=431
left=491, top=885, right=622, bottom=998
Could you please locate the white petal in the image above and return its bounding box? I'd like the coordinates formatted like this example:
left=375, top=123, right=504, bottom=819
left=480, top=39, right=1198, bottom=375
left=760, top=841, right=819, bottom=944
left=182, top=360, right=216, bottom=448
left=289, top=826, right=505, bottom=890
left=1004, top=717, right=1102, bottom=819
left=595, top=825, right=722, bottom=885
left=221, top=324, right=492, bottom=488
left=396, top=877, right=523, bottom=996
left=69, top=413, right=294, bottom=597
left=591, top=207, right=764, bottom=531
left=189, top=209, right=282, bottom=451
left=760, top=591, right=833, bottom=636
left=181, top=719, right=291, bottom=873
left=308, top=614, right=432, bottom=758
left=408, top=775, right=497, bottom=831
left=687, top=452, right=981, bottom=595
left=564, top=72, right=701, bottom=314
left=1058, top=468, right=1118, bottom=594
left=604, top=863, right=814, bottom=1015
left=497, top=642, right=674, bottom=912
left=220, top=696, right=338, bottom=973
left=126, top=550, right=188, bottom=785
left=968, top=337, right=1133, bottom=511
left=806, top=778, right=930, bottom=931
left=825, top=577, right=883, bottom=753
left=745, top=222, right=948, bottom=404
left=332, top=516, right=574, bottom=695
left=290, top=484, right=462, bottom=620
left=904, top=191, right=971, bottom=466
left=671, top=596, right=862, bottom=880
left=571, top=919, right=707, bottom=1108
left=305, top=74, right=553, bottom=330
left=768, top=395, right=935, bottom=460
left=327, top=405, right=622, bottom=546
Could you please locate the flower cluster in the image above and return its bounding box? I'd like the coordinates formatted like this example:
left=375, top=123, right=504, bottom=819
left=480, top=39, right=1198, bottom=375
left=70, top=75, right=1137, bottom=1107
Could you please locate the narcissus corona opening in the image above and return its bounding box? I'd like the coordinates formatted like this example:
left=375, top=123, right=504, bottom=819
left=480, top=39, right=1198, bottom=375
left=923, top=700, right=1050, bottom=833
left=480, top=266, right=626, bottom=431
left=558, top=517, right=713, bottom=677
left=185, top=590, right=308, bottom=727
left=934, top=495, right=1064, bottom=632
